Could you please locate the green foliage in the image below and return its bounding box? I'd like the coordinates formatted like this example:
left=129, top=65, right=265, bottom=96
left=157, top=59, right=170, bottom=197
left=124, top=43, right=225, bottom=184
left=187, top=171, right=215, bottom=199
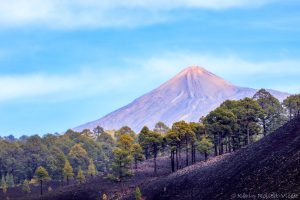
left=68, top=144, right=90, bottom=172
left=165, top=130, right=180, bottom=148
left=81, top=129, right=94, bottom=138
left=197, top=136, right=213, bottom=153
left=1, top=175, right=7, bottom=194
left=105, top=173, right=119, bottom=182
left=111, top=132, right=135, bottom=179
left=115, top=126, right=136, bottom=141
left=197, top=136, right=213, bottom=161
left=139, top=127, right=163, bottom=155
left=172, top=121, right=196, bottom=165
left=138, top=127, right=162, bottom=173
left=1, top=175, right=5, bottom=188
left=6, top=174, right=14, bottom=188
left=63, top=160, right=74, bottom=184
left=87, top=159, right=97, bottom=177
left=0, top=129, right=114, bottom=185
left=0, top=127, right=115, bottom=184
left=93, top=126, right=105, bottom=137
left=153, top=122, right=170, bottom=135
left=0, top=93, right=290, bottom=185
left=204, top=107, right=237, bottom=155
left=112, top=133, right=136, bottom=178
left=172, top=121, right=194, bottom=139
left=34, top=166, right=50, bottom=182
left=253, top=89, right=286, bottom=135
left=22, top=179, right=31, bottom=193
left=135, top=186, right=142, bottom=200
left=77, top=168, right=86, bottom=184
left=118, top=134, right=134, bottom=151
left=97, top=131, right=114, bottom=145
left=112, top=147, right=133, bottom=179
left=172, top=121, right=196, bottom=148
left=46, top=147, right=66, bottom=180
left=138, top=126, right=152, bottom=159
left=283, top=94, right=300, bottom=120
left=190, top=122, right=206, bottom=140
left=23, top=135, right=49, bottom=178
left=221, top=98, right=263, bottom=146
left=34, top=166, right=50, bottom=196
left=131, top=144, right=144, bottom=169
left=165, top=130, right=180, bottom=172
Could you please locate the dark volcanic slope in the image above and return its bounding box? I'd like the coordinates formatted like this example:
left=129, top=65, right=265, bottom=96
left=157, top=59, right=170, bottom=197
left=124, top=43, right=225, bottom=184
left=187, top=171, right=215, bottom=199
left=132, top=117, right=300, bottom=200
left=16, top=117, right=300, bottom=200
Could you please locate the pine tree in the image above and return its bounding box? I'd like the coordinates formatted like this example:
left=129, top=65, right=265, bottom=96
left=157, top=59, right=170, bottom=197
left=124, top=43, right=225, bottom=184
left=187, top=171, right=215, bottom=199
left=138, top=126, right=162, bottom=174
left=68, top=144, right=89, bottom=172
left=1, top=175, right=5, bottom=188
left=1, top=175, right=7, bottom=194
left=34, top=166, right=51, bottom=196
left=63, top=160, right=74, bottom=185
left=172, top=121, right=195, bottom=167
left=22, top=179, right=31, bottom=193
left=154, top=122, right=170, bottom=135
left=112, top=148, right=132, bottom=179
left=283, top=94, right=300, bottom=120
left=253, top=89, right=286, bottom=135
left=131, top=144, right=144, bottom=170
left=135, top=187, right=142, bottom=200
left=115, top=126, right=136, bottom=141
left=147, top=131, right=162, bottom=174
left=77, top=168, right=86, bottom=184
left=138, top=126, right=152, bottom=160
left=165, top=130, right=180, bottom=172
left=204, top=106, right=237, bottom=155
left=87, top=159, right=97, bottom=178
left=112, top=134, right=134, bottom=179
left=6, top=174, right=14, bottom=188
left=93, top=126, right=105, bottom=137
left=197, top=136, right=213, bottom=161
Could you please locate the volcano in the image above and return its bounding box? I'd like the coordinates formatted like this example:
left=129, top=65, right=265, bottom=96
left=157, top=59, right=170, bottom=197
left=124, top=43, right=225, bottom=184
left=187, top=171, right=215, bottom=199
left=75, top=66, right=289, bottom=132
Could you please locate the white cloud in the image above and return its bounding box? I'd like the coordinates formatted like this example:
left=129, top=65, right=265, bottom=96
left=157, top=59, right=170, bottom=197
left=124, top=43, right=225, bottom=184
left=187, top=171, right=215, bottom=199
left=0, top=69, right=135, bottom=102
left=1, top=52, right=299, bottom=103
left=0, top=0, right=277, bottom=29
left=128, top=51, right=300, bottom=93
left=131, top=51, right=300, bottom=75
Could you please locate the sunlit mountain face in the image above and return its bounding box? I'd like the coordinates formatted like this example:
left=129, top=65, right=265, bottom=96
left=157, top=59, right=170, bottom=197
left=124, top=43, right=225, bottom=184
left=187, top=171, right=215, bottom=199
left=75, top=66, right=289, bottom=132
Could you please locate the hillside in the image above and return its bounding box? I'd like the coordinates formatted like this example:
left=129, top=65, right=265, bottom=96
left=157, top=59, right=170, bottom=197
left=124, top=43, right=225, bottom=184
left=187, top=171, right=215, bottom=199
left=75, top=66, right=289, bottom=132
left=15, top=116, right=300, bottom=200
left=16, top=154, right=203, bottom=200
left=128, top=116, right=300, bottom=200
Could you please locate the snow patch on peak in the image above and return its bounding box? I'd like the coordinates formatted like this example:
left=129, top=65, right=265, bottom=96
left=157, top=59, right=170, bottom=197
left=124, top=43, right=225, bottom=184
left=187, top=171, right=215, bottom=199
left=171, top=91, right=184, bottom=103
left=179, top=114, right=190, bottom=121
left=179, top=66, right=207, bottom=75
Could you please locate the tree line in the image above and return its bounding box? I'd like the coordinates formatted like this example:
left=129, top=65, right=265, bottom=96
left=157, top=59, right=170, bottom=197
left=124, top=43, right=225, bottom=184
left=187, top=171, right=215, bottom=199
left=0, top=89, right=299, bottom=197
left=0, top=128, right=114, bottom=197
left=108, top=89, right=300, bottom=178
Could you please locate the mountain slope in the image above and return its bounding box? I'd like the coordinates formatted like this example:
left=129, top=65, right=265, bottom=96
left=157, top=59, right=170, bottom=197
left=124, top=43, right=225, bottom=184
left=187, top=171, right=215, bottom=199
left=126, top=116, right=300, bottom=200
left=21, top=117, right=300, bottom=200
left=75, top=66, right=289, bottom=132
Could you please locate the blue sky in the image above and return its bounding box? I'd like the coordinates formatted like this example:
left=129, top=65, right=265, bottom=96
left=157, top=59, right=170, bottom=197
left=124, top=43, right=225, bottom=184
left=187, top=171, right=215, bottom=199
left=0, top=0, right=299, bottom=136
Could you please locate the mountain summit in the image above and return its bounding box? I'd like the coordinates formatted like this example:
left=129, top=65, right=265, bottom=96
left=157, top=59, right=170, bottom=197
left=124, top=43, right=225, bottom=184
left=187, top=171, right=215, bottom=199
left=75, top=66, right=289, bottom=132
left=159, top=66, right=235, bottom=99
